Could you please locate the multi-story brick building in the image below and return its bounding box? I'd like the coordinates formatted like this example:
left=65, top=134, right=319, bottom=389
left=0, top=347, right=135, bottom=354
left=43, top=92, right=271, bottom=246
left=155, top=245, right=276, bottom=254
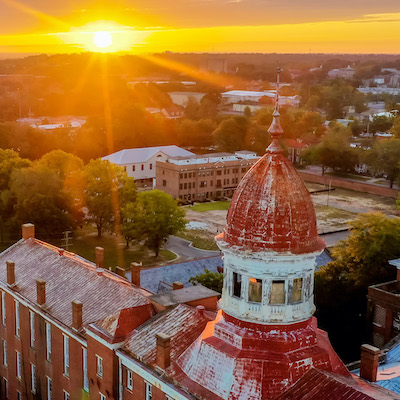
left=156, top=151, right=260, bottom=202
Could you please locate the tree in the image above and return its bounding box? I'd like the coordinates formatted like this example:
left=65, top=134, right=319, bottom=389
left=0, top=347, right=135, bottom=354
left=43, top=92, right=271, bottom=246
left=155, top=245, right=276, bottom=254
left=189, top=269, right=223, bottom=293
left=302, top=124, right=358, bottom=174
left=213, top=117, right=249, bottom=152
left=121, top=201, right=144, bottom=248
left=243, top=106, right=252, bottom=118
left=370, top=114, right=395, bottom=133
left=9, top=164, right=82, bottom=237
left=139, top=190, right=187, bottom=257
left=84, top=159, right=127, bottom=237
left=315, top=213, right=400, bottom=361
left=364, top=138, right=400, bottom=188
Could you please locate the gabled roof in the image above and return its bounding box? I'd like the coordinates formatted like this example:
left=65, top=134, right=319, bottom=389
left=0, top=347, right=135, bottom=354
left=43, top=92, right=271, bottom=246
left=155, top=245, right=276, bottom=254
left=102, top=145, right=194, bottom=165
left=122, top=304, right=215, bottom=366
left=277, top=368, right=400, bottom=400
left=0, top=238, right=152, bottom=331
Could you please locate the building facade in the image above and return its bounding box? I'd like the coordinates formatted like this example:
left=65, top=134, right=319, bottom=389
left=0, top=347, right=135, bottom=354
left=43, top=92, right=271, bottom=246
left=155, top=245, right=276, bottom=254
left=102, top=146, right=194, bottom=188
left=155, top=151, right=260, bottom=202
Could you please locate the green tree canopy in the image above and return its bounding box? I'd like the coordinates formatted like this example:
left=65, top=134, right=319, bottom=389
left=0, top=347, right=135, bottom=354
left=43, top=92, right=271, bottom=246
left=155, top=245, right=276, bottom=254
left=363, top=138, right=400, bottom=188
left=213, top=117, right=249, bottom=152
left=139, top=190, right=187, bottom=257
left=189, top=269, right=223, bottom=293
left=84, top=159, right=127, bottom=237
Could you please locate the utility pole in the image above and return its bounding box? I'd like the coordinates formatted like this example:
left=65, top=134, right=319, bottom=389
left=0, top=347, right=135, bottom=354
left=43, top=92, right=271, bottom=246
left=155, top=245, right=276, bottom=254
left=61, top=231, right=73, bottom=251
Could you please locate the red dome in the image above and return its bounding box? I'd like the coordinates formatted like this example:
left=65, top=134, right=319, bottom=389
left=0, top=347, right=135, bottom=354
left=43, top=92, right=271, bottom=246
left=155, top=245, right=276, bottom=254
left=222, top=144, right=325, bottom=254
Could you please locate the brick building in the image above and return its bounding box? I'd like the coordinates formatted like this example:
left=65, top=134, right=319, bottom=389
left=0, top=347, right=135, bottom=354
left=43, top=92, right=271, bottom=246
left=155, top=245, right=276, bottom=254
left=156, top=151, right=259, bottom=202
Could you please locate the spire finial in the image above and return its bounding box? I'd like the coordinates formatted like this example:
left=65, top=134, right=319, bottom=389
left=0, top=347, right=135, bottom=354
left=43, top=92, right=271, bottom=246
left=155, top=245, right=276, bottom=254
left=267, top=67, right=284, bottom=153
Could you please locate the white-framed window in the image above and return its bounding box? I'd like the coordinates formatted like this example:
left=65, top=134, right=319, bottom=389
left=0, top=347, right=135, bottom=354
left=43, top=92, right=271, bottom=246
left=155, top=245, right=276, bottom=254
left=47, top=376, right=52, bottom=400
left=64, top=390, right=70, bottom=400
left=15, top=301, right=20, bottom=338
left=30, top=311, right=35, bottom=348
left=3, top=378, right=8, bottom=398
left=83, top=347, right=89, bottom=391
left=63, top=335, right=69, bottom=377
left=31, top=363, right=36, bottom=393
left=16, top=351, right=21, bottom=379
left=100, top=393, right=106, bottom=400
left=145, top=382, right=152, bottom=400
left=1, top=291, right=5, bottom=326
left=127, top=369, right=133, bottom=391
left=3, top=340, right=7, bottom=367
left=46, top=322, right=51, bottom=362
left=96, top=355, right=103, bottom=377
left=17, top=391, right=21, bottom=400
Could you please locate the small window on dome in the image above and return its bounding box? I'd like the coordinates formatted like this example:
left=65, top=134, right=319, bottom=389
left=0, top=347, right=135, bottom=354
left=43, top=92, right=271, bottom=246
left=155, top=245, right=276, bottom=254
left=270, top=281, right=285, bottom=304
left=291, top=278, right=303, bottom=303
left=232, top=272, right=242, bottom=298
left=248, top=278, right=262, bottom=303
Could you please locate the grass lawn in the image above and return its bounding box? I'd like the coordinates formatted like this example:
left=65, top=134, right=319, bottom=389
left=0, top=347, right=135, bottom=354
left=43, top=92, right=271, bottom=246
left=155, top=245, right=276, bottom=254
left=189, top=201, right=231, bottom=212
left=69, top=226, right=176, bottom=270
left=176, top=229, right=219, bottom=251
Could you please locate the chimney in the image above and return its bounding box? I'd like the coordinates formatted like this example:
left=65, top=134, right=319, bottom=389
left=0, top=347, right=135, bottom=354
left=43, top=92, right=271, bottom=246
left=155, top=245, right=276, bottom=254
left=131, top=262, right=141, bottom=286
left=36, top=279, right=46, bottom=305
left=197, top=305, right=205, bottom=316
left=173, top=281, right=184, bottom=290
left=72, top=300, right=83, bottom=330
left=360, top=344, right=380, bottom=382
left=95, top=247, right=104, bottom=274
left=156, top=333, right=171, bottom=370
left=6, top=261, right=15, bottom=287
left=22, top=223, right=35, bottom=240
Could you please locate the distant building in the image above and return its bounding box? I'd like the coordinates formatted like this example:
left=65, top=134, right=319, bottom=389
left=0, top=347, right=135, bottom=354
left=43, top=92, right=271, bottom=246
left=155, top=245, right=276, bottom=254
left=168, top=91, right=206, bottom=106
left=201, top=58, right=228, bottom=73
left=17, top=116, right=86, bottom=130
left=328, top=65, right=355, bottom=80
left=102, top=145, right=194, bottom=188
left=221, top=90, right=300, bottom=107
left=156, top=150, right=260, bottom=202
left=359, top=87, right=400, bottom=95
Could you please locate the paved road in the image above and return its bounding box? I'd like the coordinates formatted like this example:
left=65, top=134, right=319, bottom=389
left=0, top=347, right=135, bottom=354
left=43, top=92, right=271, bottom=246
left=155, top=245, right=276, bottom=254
left=165, top=236, right=221, bottom=262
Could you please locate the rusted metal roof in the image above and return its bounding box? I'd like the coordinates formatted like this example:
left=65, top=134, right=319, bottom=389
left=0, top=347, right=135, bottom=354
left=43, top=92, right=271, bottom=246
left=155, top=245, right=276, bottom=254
left=122, top=304, right=215, bottom=366
left=0, top=239, right=153, bottom=331
left=276, top=368, right=400, bottom=400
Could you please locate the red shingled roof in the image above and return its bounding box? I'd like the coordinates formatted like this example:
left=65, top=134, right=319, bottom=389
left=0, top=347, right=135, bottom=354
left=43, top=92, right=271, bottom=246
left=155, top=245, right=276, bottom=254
left=276, top=368, right=400, bottom=400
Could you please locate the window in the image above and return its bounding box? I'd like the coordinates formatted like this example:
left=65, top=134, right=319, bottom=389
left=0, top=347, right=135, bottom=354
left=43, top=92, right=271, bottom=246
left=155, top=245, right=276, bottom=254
left=96, top=355, right=103, bottom=377
left=141, top=164, right=144, bottom=171
left=46, top=322, right=51, bottom=362
left=217, top=170, right=222, bottom=176
left=4, top=378, right=8, bottom=399
left=145, top=382, right=152, bottom=400
left=291, top=278, right=303, bottom=303
left=31, top=363, right=36, bottom=393
left=47, top=377, right=52, bottom=400
left=83, top=348, right=89, bottom=391
left=233, top=273, right=242, bottom=298
left=127, top=369, right=133, bottom=391
left=184, top=173, right=187, bottom=178
left=132, top=165, right=135, bottom=171
left=15, top=301, right=20, bottom=338
left=63, top=335, right=69, bottom=377
left=248, top=278, right=262, bottom=303
left=188, top=173, right=192, bottom=178
left=179, top=173, right=183, bottom=178
left=188, top=182, right=191, bottom=189
left=210, top=180, right=213, bottom=186
left=162, top=180, right=166, bottom=187
left=179, top=183, right=183, bottom=190
left=217, top=180, right=222, bottom=188
left=3, top=340, right=7, bottom=367
left=64, top=391, right=70, bottom=400
left=100, top=393, right=106, bottom=400
left=30, top=311, right=35, bottom=348
left=16, top=351, right=21, bottom=379
left=184, top=183, right=187, bottom=189
left=270, top=281, right=285, bottom=304
left=1, top=291, right=5, bottom=326
left=193, top=182, right=195, bottom=188
left=123, top=166, right=127, bottom=171
left=150, top=163, right=153, bottom=170
left=17, top=392, right=21, bottom=400
left=241, top=167, right=246, bottom=173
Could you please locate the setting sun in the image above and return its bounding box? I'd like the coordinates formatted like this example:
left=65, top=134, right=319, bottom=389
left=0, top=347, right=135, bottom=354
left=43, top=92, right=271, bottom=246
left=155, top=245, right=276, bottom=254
left=93, top=31, right=112, bottom=49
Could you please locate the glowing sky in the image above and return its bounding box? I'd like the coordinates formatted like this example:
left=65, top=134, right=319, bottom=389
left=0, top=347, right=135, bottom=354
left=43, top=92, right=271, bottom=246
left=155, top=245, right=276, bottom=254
left=1, top=0, right=400, bottom=54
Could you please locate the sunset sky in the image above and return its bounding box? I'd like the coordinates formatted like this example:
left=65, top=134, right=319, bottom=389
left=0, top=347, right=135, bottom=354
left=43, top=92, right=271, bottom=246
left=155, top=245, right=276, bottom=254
left=1, top=0, right=400, bottom=54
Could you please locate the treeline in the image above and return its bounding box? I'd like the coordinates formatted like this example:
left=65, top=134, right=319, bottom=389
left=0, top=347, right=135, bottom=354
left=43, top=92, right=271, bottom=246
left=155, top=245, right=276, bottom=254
left=0, top=149, right=186, bottom=256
